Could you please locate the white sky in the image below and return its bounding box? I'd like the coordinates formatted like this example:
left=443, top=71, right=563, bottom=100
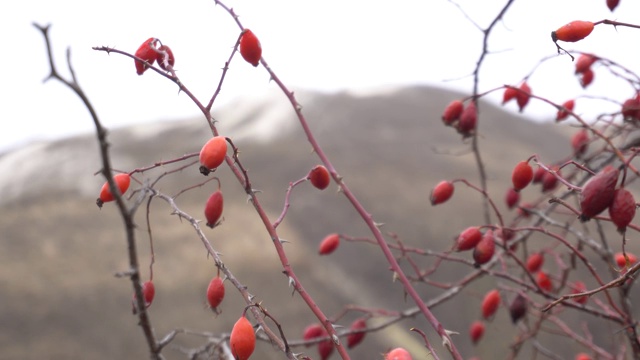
left=1, top=0, right=639, bottom=152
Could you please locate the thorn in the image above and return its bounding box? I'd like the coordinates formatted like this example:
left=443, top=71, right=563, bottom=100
left=444, top=329, right=459, bottom=337
left=288, top=276, right=296, bottom=288
left=331, top=334, right=340, bottom=345
left=279, top=238, right=290, bottom=244
left=442, top=335, right=453, bottom=352
left=374, top=222, right=385, bottom=228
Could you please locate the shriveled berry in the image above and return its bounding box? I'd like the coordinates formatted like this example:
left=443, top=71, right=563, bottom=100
left=556, top=99, right=575, bottom=122
left=430, top=181, right=455, bottom=205
left=385, top=347, right=412, bottom=360
left=156, top=44, right=175, bottom=70
left=456, top=226, right=483, bottom=251
left=199, top=136, right=228, bottom=175
left=204, top=190, right=224, bottom=228
left=239, top=29, right=262, bottom=67
left=206, top=276, right=225, bottom=313
left=469, top=321, right=484, bottom=345
left=552, top=21, right=595, bottom=42
left=516, top=82, right=532, bottom=112
left=97, top=173, right=131, bottom=208
left=579, top=166, right=619, bottom=222
left=309, top=165, right=331, bottom=190
left=537, top=271, right=553, bottom=292
left=346, top=318, right=367, bottom=349
left=230, top=315, right=256, bottom=360
left=481, top=289, right=501, bottom=319
left=134, top=37, right=159, bottom=75
left=608, top=188, right=636, bottom=232
left=473, top=229, right=495, bottom=267
left=526, top=252, right=544, bottom=273
left=442, top=100, right=464, bottom=125
left=319, top=233, right=340, bottom=255
left=509, top=294, right=527, bottom=323
left=512, top=161, right=534, bottom=191
left=505, top=188, right=520, bottom=209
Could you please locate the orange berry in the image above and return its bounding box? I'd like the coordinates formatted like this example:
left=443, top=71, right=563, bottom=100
left=319, top=233, right=340, bottom=255
left=385, top=347, right=413, bottom=360
left=516, top=82, right=532, bottom=112
left=526, top=252, right=544, bottom=273
left=571, top=280, right=588, bottom=304
left=302, top=323, right=324, bottom=347
left=473, top=229, right=495, bottom=266
left=512, top=161, right=534, bottom=191
left=556, top=99, right=575, bottom=122
left=580, top=68, right=594, bottom=88
left=575, top=54, right=597, bottom=74
left=97, top=173, right=131, bottom=207
left=346, top=318, right=367, bottom=348
left=204, top=190, right=224, bottom=228
left=309, top=165, right=331, bottom=190
left=614, top=252, right=638, bottom=269
left=230, top=315, right=256, bottom=360
left=240, top=29, right=262, bottom=67
left=537, top=271, right=553, bottom=292
left=199, top=136, right=228, bottom=175
left=481, top=289, right=501, bottom=319
left=442, top=100, right=464, bottom=125
left=132, top=280, right=155, bottom=315
left=469, top=321, right=484, bottom=344
left=457, top=101, right=477, bottom=138
left=575, top=353, right=592, bottom=360
left=456, top=226, right=483, bottom=252
left=552, top=21, right=595, bottom=43
left=505, top=187, right=520, bottom=209
left=430, top=181, right=455, bottom=205
left=206, top=276, right=225, bottom=312
left=317, top=329, right=333, bottom=360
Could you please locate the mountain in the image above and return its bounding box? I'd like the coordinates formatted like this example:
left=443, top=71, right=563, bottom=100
left=0, top=85, right=593, bottom=359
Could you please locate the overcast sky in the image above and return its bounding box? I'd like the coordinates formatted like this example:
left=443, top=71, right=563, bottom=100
left=1, top=0, right=639, bottom=152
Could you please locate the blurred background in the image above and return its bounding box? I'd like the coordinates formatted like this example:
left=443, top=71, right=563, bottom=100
left=1, top=1, right=640, bottom=359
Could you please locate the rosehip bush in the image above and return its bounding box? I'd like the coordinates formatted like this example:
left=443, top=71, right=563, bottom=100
left=34, top=1, right=640, bottom=360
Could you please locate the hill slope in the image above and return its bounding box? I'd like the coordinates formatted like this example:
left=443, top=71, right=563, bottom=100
left=0, top=85, right=580, bottom=359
